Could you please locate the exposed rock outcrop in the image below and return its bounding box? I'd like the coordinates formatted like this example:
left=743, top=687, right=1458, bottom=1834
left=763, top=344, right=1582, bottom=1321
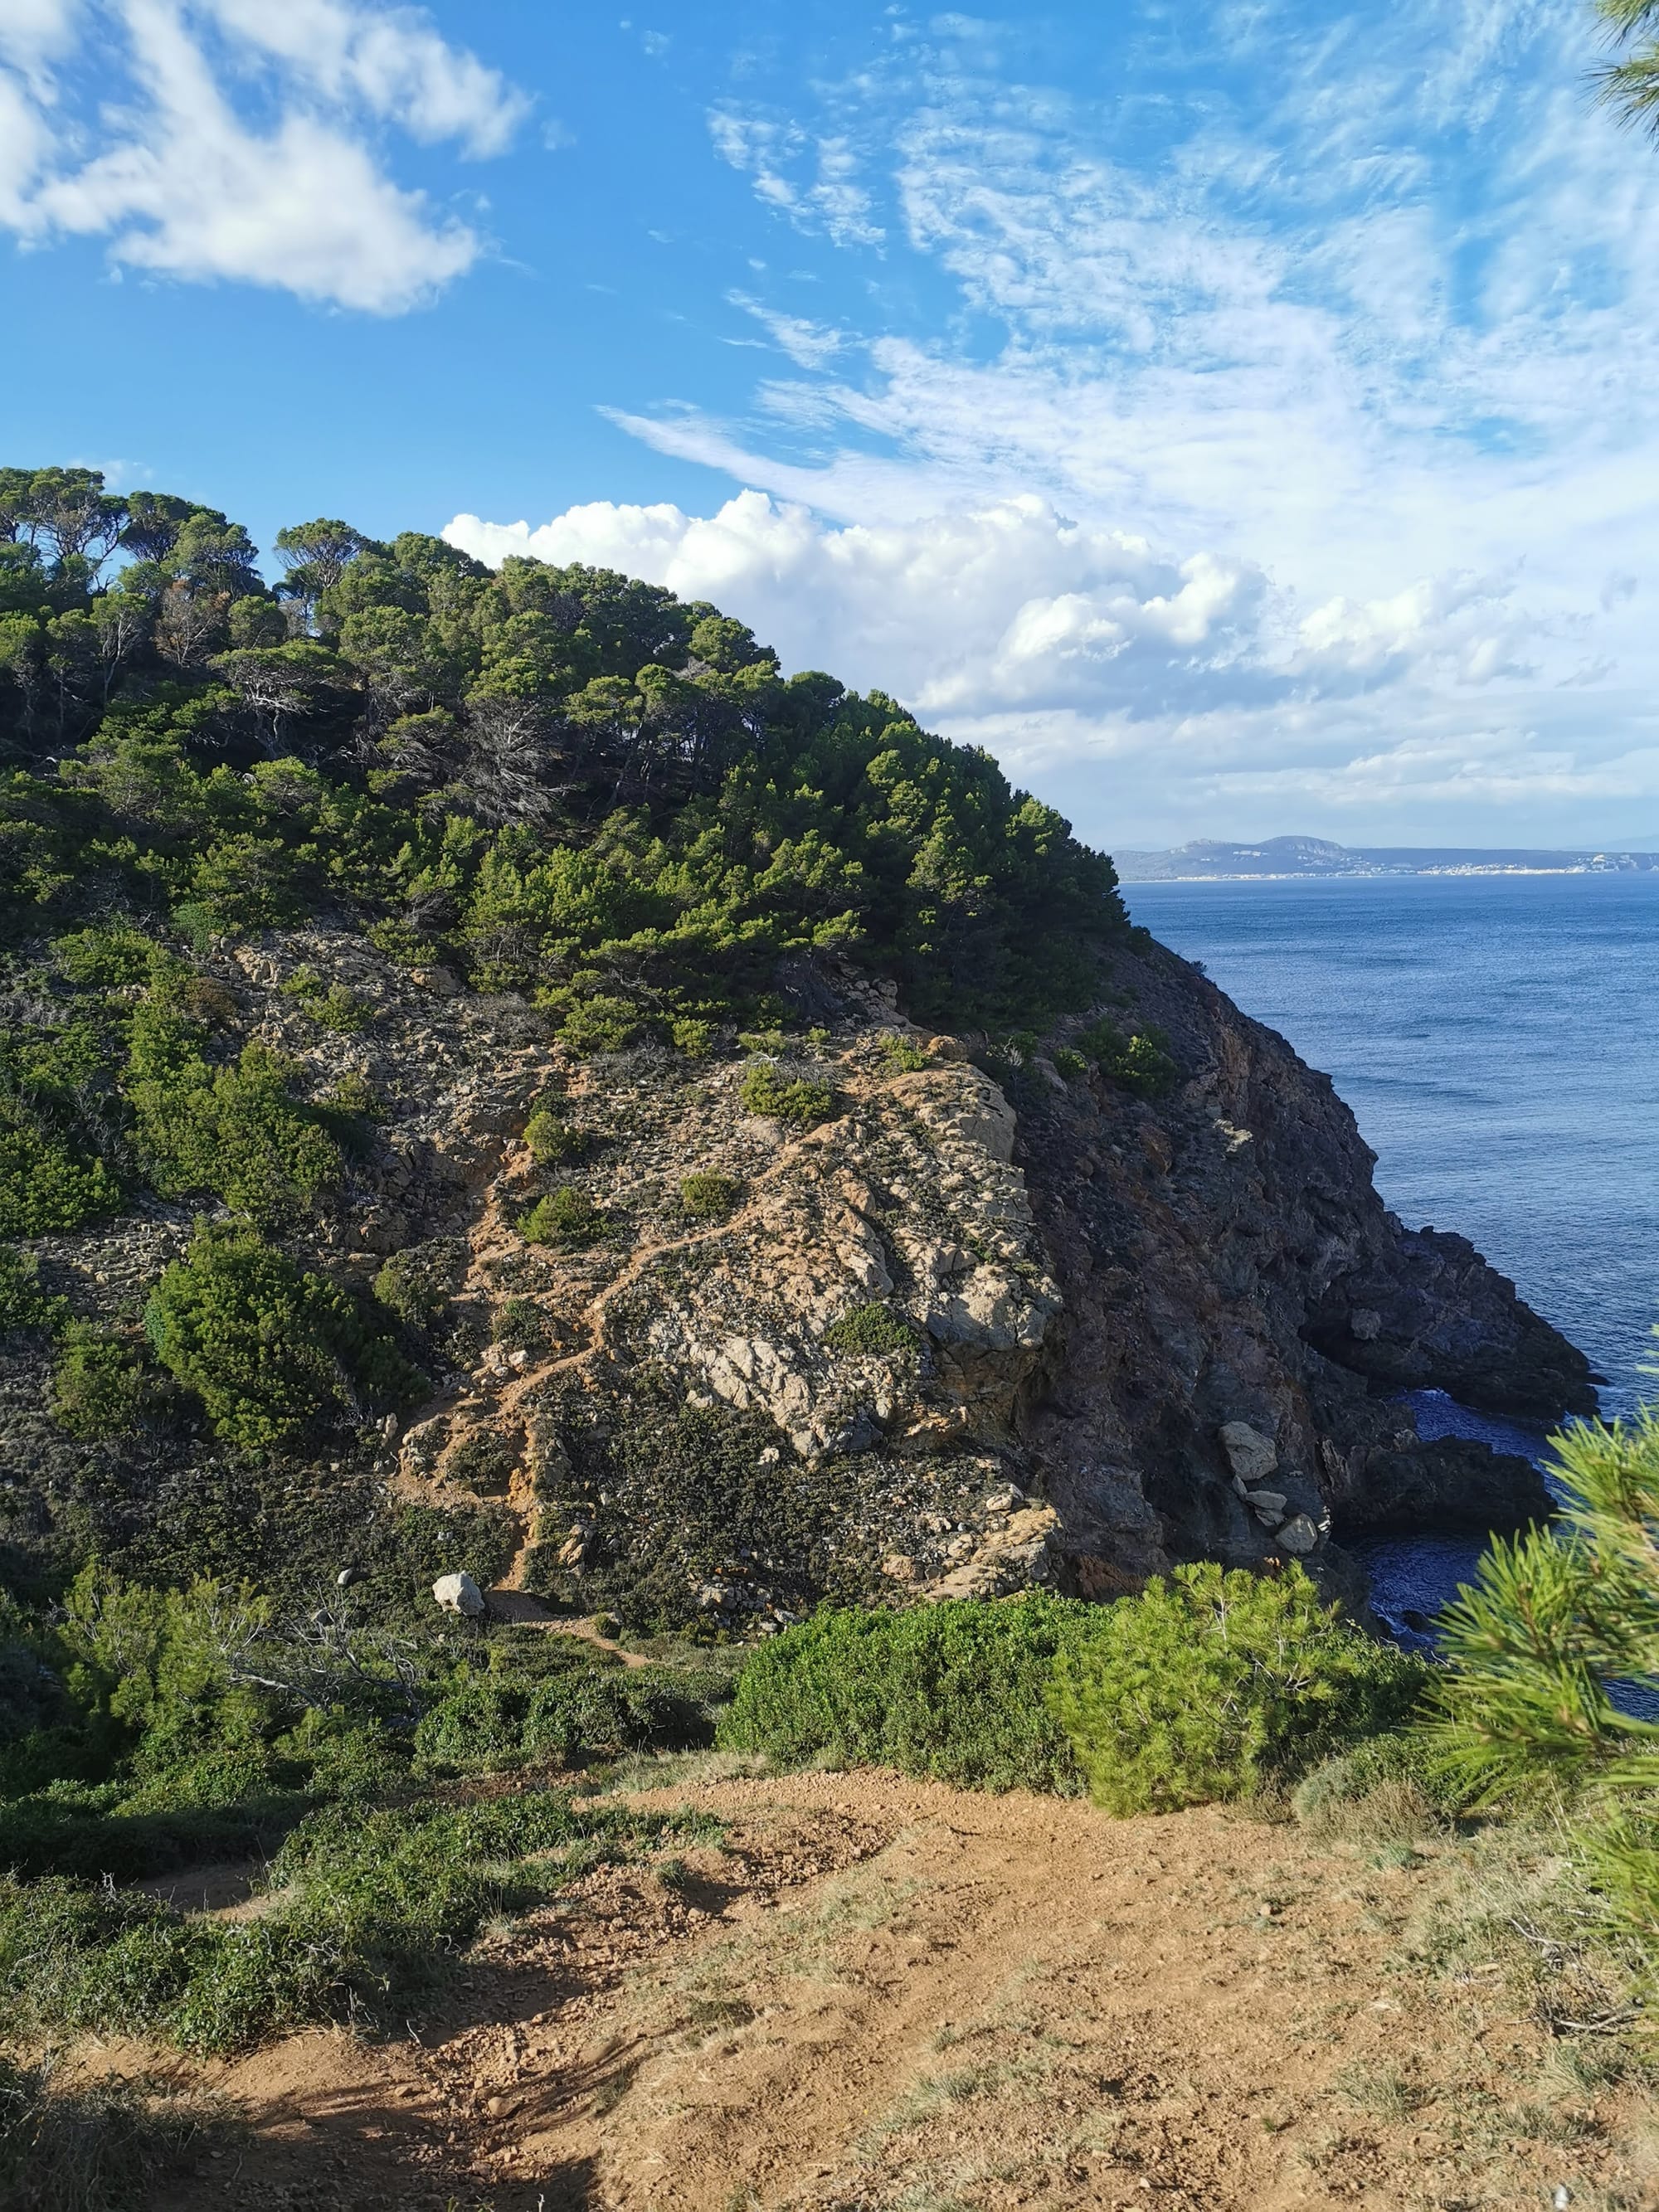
left=12, top=921, right=1589, bottom=1626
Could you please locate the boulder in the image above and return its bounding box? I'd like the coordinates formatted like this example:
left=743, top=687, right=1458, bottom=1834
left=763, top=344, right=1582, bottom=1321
left=1277, top=1514, right=1320, bottom=1555
left=432, top=1570, right=485, bottom=1616
left=1219, top=1421, right=1278, bottom=1486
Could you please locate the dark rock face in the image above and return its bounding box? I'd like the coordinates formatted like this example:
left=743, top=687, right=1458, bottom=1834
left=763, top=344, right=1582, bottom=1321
left=1014, top=941, right=1580, bottom=1598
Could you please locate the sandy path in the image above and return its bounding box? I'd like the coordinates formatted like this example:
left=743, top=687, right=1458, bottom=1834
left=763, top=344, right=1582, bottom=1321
left=147, top=1768, right=1658, bottom=2212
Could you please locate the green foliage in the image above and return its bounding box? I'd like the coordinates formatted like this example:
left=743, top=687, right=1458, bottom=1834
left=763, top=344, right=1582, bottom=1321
left=0, top=1242, right=66, bottom=1333
left=127, top=1024, right=343, bottom=1225
left=0, top=1789, right=703, bottom=2054
left=523, top=1104, right=586, bottom=1164
left=372, top=1237, right=468, bottom=1330
left=144, top=1224, right=421, bottom=1448
left=491, top=1296, right=548, bottom=1351
left=822, top=1303, right=919, bottom=1359
left=444, top=1430, right=516, bottom=1494
left=1591, top=0, right=1659, bottom=136
left=51, top=1324, right=162, bottom=1440
left=878, top=1032, right=930, bottom=1074
left=740, top=1064, right=837, bottom=1128
left=1422, top=1403, right=1659, bottom=1954
left=521, top=1185, right=605, bottom=1247
left=282, top=969, right=368, bottom=1033
left=1051, top=1047, right=1088, bottom=1080
left=1049, top=1563, right=1425, bottom=1814
left=1072, top=1017, right=1179, bottom=1098
left=678, top=1169, right=742, bottom=1221
left=719, top=1594, right=1095, bottom=1794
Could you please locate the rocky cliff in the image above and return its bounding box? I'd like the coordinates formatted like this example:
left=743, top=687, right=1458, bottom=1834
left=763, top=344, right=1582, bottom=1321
left=12, top=921, right=1591, bottom=1631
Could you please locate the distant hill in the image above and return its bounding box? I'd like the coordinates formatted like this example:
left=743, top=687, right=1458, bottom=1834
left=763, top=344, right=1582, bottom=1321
left=1113, top=835, right=1659, bottom=881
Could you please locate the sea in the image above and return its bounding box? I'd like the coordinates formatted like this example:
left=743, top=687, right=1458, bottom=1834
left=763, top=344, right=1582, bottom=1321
left=1122, top=872, right=1659, bottom=1646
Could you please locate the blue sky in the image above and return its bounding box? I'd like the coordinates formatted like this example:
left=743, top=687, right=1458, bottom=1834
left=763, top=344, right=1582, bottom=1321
left=3, top=0, right=1658, bottom=850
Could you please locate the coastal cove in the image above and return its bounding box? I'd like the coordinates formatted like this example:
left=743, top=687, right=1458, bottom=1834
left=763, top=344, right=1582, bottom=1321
left=1126, top=870, right=1659, bottom=1640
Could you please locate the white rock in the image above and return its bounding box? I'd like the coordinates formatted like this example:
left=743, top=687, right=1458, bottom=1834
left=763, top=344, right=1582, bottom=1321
left=432, top=1570, right=486, bottom=1616
left=1277, top=1514, right=1320, bottom=1554
left=1219, top=1420, right=1278, bottom=1485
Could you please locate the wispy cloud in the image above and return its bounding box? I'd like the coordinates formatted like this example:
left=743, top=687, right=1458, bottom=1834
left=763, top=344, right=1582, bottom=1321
left=547, top=0, right=1659, bottom=842
left=0, top=0, right=526, bottom=310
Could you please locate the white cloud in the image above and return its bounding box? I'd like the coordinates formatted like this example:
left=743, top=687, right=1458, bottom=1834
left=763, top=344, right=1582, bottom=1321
left=709, top=105, right=884, bottom=247
left=448, top=489, right=1278, bottom=727
left=572, top=2, right=1659, bottom=845
left=0, top=0, right=524, bottom=309
left=726, top=290, right=843, bottom=369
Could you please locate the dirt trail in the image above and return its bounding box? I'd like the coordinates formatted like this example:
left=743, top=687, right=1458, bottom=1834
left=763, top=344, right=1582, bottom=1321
left=135, top=1767, right=1659, bottom=2212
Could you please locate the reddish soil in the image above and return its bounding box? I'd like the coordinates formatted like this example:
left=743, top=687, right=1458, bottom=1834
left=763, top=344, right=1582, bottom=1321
left=92, top=1768, right=1659, bottom=2210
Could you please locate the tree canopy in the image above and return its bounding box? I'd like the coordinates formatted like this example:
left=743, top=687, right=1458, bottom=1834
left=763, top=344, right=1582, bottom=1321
left=0, top=463, right=1126, bottom=1051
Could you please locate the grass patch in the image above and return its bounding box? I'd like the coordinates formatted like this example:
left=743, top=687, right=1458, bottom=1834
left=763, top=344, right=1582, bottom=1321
left=0, top=2056, right=231, bottom=2212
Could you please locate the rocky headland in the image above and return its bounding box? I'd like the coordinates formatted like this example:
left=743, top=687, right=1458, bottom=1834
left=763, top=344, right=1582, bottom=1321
left=11, top=919, right=1590, bottom=1631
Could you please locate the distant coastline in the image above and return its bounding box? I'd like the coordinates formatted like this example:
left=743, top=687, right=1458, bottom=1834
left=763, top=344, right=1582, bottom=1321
left=1114, top=834, right=1659, bottom=882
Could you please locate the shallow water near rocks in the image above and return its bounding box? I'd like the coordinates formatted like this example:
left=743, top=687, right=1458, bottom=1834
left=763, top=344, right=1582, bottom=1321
left=1126, top=873, right=1659, bottom=1644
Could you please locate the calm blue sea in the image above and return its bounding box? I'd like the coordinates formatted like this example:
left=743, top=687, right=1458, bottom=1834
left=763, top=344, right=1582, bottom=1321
left=1123, top=873, right=1659, bottom=1638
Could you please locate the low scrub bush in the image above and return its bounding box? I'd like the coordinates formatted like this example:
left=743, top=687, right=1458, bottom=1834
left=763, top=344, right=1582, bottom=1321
left=0, top=2054, right=229, bottom=2212
left=521, top=1185, right=605, bottom=1247
left=878, top=1033, right=930, bottom=1074
left=145, top=1223, right=422, bottom=1448
left=1073, top=1017, right=1178, bottom=1099
left=822, top=1303, right=919, bottom=1359
left=740, top=1065, right=836, bottom=1128
left=725, top=1569, right=1423, bottom=1811
left=719, top=1593, right=1095, bottom=1794
left=0, top=1790, right=712, bottom=2054
left=1050, top=1562, right=1427, bottom=1814
left=0, top=1242, right=65, bottom=1333
left=51, top=1323, right=163, bottom=1440
left=523, top=1106, right=586, bottom=1165
left=679, top=1169, right=742, bottom=1221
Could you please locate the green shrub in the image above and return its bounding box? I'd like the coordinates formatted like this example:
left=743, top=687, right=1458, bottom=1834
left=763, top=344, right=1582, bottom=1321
left=0, top=1128, right=121, bottom=1237
left=679, top=1169, right=742, bottom=1221
left=878, top=1033, right=930, bottom=1074
left=522, top=1186, right=604, bottom=1247
left=145, top=1224, right=421, bottom=1448
left=491, top=1296, right=547, bottom=1351
left=523, top=1106, right=586, bottom=1165
left=671, top=1017, right=715, bottom=1057
left=1291, top=1733, right=1453, bottom=1841
left=1073, top=1018, right=1178, bottom=1099
left=413, top=1680, right=526, bottom=1773
left=0, top=1791, right=706, bottom=2054
left=128, top=1038, right=343, bottom=1225
left=740, top=1065, right=837, bottom=1128
left=1052, top=1048, right=1088, bottom=1080
left=372, top=1237, right=469, bottom=1329
left=0, top=1243, right=65, bottom=1333
left=719, top=1594, right=1096, bottom=1795
left=1049, top=1563, right=1426, bottom=1815
left=51, top=1324, right=162, bottom=1440
left=823, top=1303, right=918, bottom=1359
left=556, top=994, right=644, bottom=1054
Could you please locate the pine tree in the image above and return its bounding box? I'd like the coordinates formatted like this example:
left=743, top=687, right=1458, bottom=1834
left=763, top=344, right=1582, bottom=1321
left=1428, top=1403, right=1659, bottom=1946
